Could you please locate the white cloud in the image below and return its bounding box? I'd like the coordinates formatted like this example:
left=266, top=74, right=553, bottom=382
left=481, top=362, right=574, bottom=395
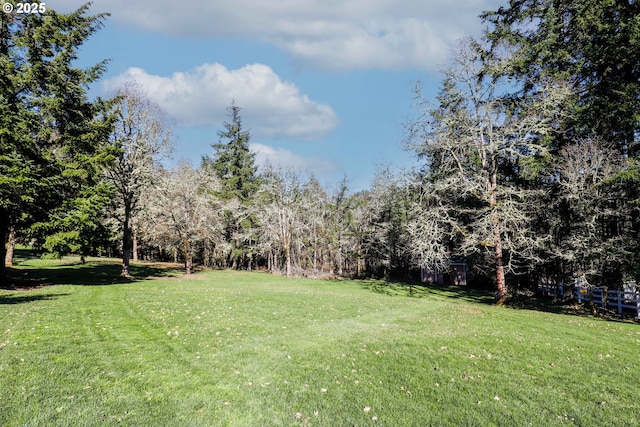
left=60, top=0, right=496, bottom=72
left=102, top=64, right=340, bottom=140
left=250, top=143, right=339, bottom=176
left=276, top=18, right=452, bottom=71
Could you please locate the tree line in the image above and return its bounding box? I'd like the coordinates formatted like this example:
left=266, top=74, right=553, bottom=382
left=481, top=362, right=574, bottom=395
left=2, top=1, right=639, bottom=303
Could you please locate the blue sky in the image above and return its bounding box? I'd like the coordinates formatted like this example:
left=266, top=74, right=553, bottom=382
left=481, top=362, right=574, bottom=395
left=57, top=0, right=498, bottom=191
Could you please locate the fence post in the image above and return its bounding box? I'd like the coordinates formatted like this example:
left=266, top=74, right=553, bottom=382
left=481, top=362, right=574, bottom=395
left=617, top=290, right=622, bottom=314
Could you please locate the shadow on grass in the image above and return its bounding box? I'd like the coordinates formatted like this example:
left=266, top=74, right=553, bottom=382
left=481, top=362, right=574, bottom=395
left=359, top=279, right=638, bottom=322
left=12, top=247, right=39, bottom=261
left=2, top=261, right=182, bottom=290
left=0, top=292, right=70, bottom=305
left=358, top=279, right=495, bottom=305
left=505, top=293, right=575, bottom=314
left=505, top=293, right=640, bottom=323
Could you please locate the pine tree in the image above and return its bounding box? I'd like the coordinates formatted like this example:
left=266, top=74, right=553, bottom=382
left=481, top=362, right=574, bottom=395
left=208, top=102, right=258, bottom=201
left=203, top=102, right=259, bottom=269
left=482, top=0, right=640, bottom=156
left=0, top=3, right=113, bottom=277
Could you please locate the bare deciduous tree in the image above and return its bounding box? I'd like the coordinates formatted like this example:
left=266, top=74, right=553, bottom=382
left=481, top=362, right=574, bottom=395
left=105, top=83, right=173, bottom=277
left=360, top=169, right=413, bottom=279
left=256, top=167, right=305, bottom=277
left=407, top=38, right=570, bottom=303
left=300, top=176, right=329, bottom=274
left=553, top=138, right=630, bottom=287
left=145, top=163, right=224, bottom=275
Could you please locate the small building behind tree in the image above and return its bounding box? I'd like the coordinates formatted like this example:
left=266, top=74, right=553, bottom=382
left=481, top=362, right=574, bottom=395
left=421, top=257, right=467, bottom=286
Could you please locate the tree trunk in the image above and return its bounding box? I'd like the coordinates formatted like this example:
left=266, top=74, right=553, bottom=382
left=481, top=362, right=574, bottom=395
left=492, top=210, right=507, bottom=304
left=489, top=168, right=507, bottom=304
left=184, top=240, right=192, bottom=274
left=285, top=244, right=292, bottom=277
left=328, top=246, right=334, bottom=275
left=121, top=201, right=132, bottom=277
left=313, top=247, right=318, bottom=272
left=132, top=227, right=138, bottom=261
left=5, top=226, right=16, bottom=267
left=0, top=216, right=7, bottom=279
left=203, top=241, right=211, bottom=267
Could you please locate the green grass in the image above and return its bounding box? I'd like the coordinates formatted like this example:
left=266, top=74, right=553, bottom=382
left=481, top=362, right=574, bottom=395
left=1, top=258, right=639, bottom=426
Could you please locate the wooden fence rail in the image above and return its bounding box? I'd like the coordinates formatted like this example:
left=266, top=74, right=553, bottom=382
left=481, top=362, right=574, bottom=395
left=534, top=284, right=640, bottom=317
left=536, top=284, right=565, bottom=298
left=573, top=286, right=640, bottom=317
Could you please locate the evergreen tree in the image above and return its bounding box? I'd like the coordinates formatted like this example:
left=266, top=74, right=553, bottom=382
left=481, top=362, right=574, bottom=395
left=482, top=0, right=640, bottom=285
left=1, top=2, right=113, bottom=276
left=482, top=0, right=640, bottom=156
left=208, top=102, right=258, bottom=201
left=203, top=102, right=259, bottom=269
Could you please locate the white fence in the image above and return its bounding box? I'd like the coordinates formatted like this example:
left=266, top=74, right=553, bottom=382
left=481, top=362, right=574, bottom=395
left=534, top=283, right=640, bottom=317
left=573, top=286, right=640, bottom=317
left=536, top=284, right=565, bottom=298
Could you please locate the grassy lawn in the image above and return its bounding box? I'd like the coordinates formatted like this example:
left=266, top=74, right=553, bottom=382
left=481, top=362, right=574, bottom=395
left=1, top=257, right=639, bottom=426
